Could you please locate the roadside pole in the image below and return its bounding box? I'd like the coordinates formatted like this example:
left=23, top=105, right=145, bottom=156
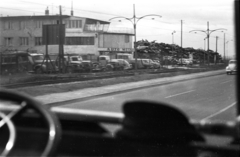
left=59, top=5, right=65, bottom=73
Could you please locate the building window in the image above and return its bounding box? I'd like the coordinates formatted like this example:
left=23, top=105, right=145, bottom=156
left=20, top=37, right=29, bottom=46
left=65, top=37, right=94, bottom=45
left=20, top=21, right=27, bottom=30
left=5, top=21, right=13, bottom=30
left=4, top=38, right=13, bottom=46
left=36, top=21, right=44, bottom=28
left=125, top=35, right=130, bottom=43
left=35, top=37, right=42, bottom=45
left=65, top=20, right=82, bottom=28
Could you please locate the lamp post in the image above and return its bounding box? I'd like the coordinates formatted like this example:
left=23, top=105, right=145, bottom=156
left=171, top=31, right=176, bottom=65
left=203, top=37, right=207, bottom=64
left=189, top=21, right=226, bottom=65
left=172, top=30, right=176, bottom=44
left=215, top=36, right=218, bottom=64
left=109, top=4, right=162, bottom=70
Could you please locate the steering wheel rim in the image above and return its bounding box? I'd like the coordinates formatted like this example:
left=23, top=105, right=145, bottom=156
left=0, top=89, right=61, bottom=156
left=0, top=112, right=16, bottom=156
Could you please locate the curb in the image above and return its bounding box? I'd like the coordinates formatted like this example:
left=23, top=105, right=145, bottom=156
left=44, top=70, right=225, bottom=107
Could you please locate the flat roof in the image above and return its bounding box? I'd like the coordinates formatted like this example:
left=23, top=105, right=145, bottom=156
left=0, top=15, right=110, bottom=24
left=99, top=32, right=134, bottom=35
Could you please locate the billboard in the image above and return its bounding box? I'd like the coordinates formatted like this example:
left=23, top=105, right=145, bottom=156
left=42, top=24, right=65, bottom=45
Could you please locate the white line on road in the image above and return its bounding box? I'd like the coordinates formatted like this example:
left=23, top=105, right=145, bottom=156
left=165, top=90, right=195, bottom=99
left=201, top=102, right=237, bottom=121
left=220, top=80, right=232, bottom=84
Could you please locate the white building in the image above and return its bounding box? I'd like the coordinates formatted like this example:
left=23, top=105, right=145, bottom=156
left=0, top=9, right=134, bottom=60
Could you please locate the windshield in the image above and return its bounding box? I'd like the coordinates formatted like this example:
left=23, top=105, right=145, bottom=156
left=0, top=0, right=236, bottom=118
left=0, top=0, right=238, bottom=156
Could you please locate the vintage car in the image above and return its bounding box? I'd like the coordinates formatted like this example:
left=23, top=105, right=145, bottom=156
left=226, top=60, right=237, bottom=75
left=113, top=59, right=132, bottom=70
left=106, top=59, right=125, bottom=71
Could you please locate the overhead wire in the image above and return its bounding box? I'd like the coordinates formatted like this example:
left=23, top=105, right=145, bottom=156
left=2, top=0, right=234, bottom=47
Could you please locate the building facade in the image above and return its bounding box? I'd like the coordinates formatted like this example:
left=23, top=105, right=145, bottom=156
left=0, top=11, right=134, bottom=60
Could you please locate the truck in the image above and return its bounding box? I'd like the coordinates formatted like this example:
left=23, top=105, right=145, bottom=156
left=28, top=53, right=58, bottom=74
left=0, top=51, right=58, bottom=74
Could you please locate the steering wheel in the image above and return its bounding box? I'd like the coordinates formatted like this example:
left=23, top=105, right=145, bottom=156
left=0, top=89, right=61, bottom=156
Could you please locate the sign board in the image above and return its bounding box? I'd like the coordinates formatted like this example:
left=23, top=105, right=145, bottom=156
left=98, top=48, right=134, bottom=52
left=42, top=24, right=65, bottom=45
left=107, top=48, right=133, bottom=52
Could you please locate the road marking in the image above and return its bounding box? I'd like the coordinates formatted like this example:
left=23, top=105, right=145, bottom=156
left=220, top=80, right=232, bottom=84
left=165, top=90, right=195, bottom=99
left=201, top=102, right=237, bottom=121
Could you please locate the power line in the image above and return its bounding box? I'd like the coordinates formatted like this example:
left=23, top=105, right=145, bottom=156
left=18, top=0, right=121, bottom=17
left=0, top=6, right=43, bottom=14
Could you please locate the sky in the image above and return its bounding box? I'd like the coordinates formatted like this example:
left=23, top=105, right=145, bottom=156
left=0, top=0, right=236, bottom=58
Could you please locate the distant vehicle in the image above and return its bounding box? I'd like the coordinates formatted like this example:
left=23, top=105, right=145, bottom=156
left=0, top=51, right=29, bottom=74
left=98, top=55, right=110, bottom=66
left=113, top=59, right=132, bottom=70
left=226, top=60, right=237, bottom=75
left=28, top=53, right=58, bottom=74
left=55, top=55, right=83, bottom=73
left=149, top=59, right=161, bottom=68
left=177, top=58, right=193, bottom=66
left=116, top=53, right=133, bottom=62
left=141, top=59, right=153, bottom=69
left=107, top=59, right=125, bottom=71
left=129, top=59, right=147, bottom=69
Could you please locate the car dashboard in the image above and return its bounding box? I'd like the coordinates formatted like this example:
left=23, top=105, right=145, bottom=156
left=0, top=98, right=239, bottom=157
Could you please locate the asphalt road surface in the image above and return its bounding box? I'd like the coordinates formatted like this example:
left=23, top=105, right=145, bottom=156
left=60, top=73, right=237, bottom=122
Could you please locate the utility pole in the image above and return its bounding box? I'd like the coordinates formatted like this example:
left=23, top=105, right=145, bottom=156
left=207, top=21, right=210, bottom=65
left=59, top=5, right=64, bottom=73
left=204, top=37, right=207, bottom=65
left=133, top=4, right=137, bottom=70
left=180, top=20, right=183, bottom=64
left=216, top=36, right=218, bottom=52
left=223, top=33, right=226, bottom=62
left=215, top=36, right=218, bottom=64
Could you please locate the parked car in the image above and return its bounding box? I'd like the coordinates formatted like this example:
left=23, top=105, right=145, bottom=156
left=81, top=60, right=94, bottom=72
left=141, top=59, right=153, bottom=69
left=149, top=59, right=161, bottom=68
left=107, top=59, right=125, bottom=71
left=92, top=62, right=108, bottom=72
left=129, top=59, right=151, bottom=69
left=113, top=59, right=132, bottom=70
left=55, top=55, right=83, bottom=73
left=226, top=59, right=237, bottom=75
left=177, top=58, right=193, bottom=66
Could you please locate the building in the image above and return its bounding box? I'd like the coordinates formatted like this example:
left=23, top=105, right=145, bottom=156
left=0, top=9, right=134, bottom=61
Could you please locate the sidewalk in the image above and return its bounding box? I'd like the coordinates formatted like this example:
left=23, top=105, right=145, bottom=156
left=35, top=69, right=225, bottom=105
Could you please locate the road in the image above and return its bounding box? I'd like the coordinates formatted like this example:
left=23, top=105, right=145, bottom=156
left=59, top=74, right=237, bottom=122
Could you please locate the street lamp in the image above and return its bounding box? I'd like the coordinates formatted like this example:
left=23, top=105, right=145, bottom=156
left=203, top=37, right=207, bottom=64
left=172, top=30, right=176, bottom=44
left=189, top=21, right=227, bottom=65
left=171, top=31, right=176, bottom=64
left=109, top=4, right=162, bottom=70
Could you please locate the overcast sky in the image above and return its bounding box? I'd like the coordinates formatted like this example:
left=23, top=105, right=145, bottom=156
left=0, top=0, right=236, bottom=58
